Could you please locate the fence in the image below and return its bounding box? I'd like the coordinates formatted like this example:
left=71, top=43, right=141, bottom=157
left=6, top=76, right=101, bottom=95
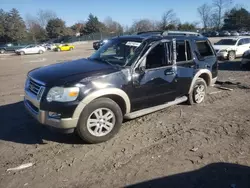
left=58, top=32, right=132, bottom=43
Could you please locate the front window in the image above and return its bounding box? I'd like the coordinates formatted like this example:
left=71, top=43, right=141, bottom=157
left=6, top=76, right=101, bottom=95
left=89, top=38, right=143, bottom=66
left=25, top=45, right=36, bottom=48
left=215, top=39, right=237, bottom=45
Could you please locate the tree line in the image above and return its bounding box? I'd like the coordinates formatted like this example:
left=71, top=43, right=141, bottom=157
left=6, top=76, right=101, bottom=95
left=0, top=3, right=249, bottom=43
left=0, top=9, right=124, bottom=43
left=197, top=0, right=250, bottom=31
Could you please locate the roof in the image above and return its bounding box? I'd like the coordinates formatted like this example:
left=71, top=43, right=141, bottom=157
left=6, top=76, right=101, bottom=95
left=218, top=36, right=250, bottom=40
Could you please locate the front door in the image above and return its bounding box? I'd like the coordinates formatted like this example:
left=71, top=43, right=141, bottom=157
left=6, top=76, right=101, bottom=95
left=131, top=42, right=177, bottom=111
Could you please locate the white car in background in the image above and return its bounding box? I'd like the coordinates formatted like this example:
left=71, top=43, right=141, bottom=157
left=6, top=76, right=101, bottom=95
left=213, top=37, right=250, bottom=61
left=15, top=45, right=46, bottom=55
left=46, top=43, right=57, bottom=50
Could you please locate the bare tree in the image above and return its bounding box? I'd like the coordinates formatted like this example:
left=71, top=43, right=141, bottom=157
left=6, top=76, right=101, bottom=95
left=103, top=16, right=123, bottom=33
left=37, top=9, right=57, bottom=29
left=197, top=4, right=212, bottom=29
left=26, top=14, right=47, bottom=42
left=160, top=9, right=180, bottom=30
left=213, top=0, right=233, bottom=29
left=130, top=19, right=158, bottom=33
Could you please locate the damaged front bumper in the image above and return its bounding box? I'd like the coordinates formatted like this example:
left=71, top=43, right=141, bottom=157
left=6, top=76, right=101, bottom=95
left=24, top=89, right=78, bottom=131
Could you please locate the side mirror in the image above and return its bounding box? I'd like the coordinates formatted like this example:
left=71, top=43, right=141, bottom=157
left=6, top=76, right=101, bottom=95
left=139, top=66, right=146, bottom=73
left=135, top=66, right=145, bottom=74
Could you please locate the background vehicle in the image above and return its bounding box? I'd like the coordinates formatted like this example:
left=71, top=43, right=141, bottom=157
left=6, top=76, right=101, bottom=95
left=15, top=45, right=46, bottom=55
left=93, top=39, right=109, bottom=50
left=24, top=31, right=218, bottom=144
left=230, top=31, right=239, bottom=36
left=46, top=43, right=57, bottom=50
left=0, top=43, right=26, bottom=54
left=211, top=31, right=219, bottom=37
left=239, top=31, right=248, bottom=36
left=213, top=37, right=250, bottom=60
left=55, top=44, right=75, bottom=51
left=219, top=31, right=231, bottom=36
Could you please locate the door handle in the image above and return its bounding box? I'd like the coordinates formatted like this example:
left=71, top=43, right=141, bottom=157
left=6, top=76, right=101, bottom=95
left=164, top=69, right=175, bottom=75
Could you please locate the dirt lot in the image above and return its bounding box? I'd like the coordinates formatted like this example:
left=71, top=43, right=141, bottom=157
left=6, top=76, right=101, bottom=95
left=0, top=40, right=250, bottom=188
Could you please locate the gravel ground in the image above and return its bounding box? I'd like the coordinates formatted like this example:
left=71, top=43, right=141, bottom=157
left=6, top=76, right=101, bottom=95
left=0, top=41, right=250, bottom=188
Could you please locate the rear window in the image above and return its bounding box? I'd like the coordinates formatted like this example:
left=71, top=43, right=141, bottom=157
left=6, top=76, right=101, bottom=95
left=243, top=38, right=250, bottom=44
left=215, top=39, right=237, bottom=45
left=196, top=41, right=214, bottom=57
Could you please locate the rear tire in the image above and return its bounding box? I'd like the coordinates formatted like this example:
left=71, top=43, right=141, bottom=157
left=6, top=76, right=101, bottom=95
left=76, top=98, right=123, bottom=144
left=228, top=51, right=236, bottom=61
left=0, top=49, right=5, bottom=54
left=19, top=51, right=25, bottom=55
left=69, top=47, right=73, bottom=51
left=187, top=78, right=207, bottom=105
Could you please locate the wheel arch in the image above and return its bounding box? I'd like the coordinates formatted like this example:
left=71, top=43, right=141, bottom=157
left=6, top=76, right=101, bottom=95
left=73, top=88, right=131, bottom=119
left=188, top=69, right=212, bottom=94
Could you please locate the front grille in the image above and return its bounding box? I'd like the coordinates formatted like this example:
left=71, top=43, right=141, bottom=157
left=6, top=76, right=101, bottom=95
left=27, top=78, right=45, bottom=100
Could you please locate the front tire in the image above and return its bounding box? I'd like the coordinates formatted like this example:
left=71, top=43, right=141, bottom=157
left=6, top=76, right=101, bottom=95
left=39, top=50, right=43, bottom=54
left=228, top=51, right=236, bottom=61
left=77, top=98, right=123, bottom=144
left=19, top=51, right=25, bottom=55
left=187, top=78, right=207, bottom=105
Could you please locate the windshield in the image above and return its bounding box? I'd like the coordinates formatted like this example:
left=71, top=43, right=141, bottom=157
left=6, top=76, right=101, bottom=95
left=215, top=39, right=237, bottom=45
left=89, top=38, right=142, bottom=66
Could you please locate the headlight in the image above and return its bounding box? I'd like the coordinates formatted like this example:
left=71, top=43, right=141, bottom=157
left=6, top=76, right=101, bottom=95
left=220, top=49, right=227, bottom=53
left=46, top=87, right=80, bottom=102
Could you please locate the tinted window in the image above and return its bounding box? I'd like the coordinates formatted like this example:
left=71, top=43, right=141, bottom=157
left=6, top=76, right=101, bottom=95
left=176, top=40, right=192, bottom=62
left=238, top=39, right=244, bottom=46
left=243, top=38, right=250, bottom=44
left=196, top=41, right=214, bottom=57
left=146, top=43, right=166, bottom=69
left=215, top=39, right=237, bottom=45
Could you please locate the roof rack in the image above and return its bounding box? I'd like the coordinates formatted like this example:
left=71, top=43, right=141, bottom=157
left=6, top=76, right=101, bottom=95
left=162, top=30, right=203, bottom=36
left=136, top=31, right=163, bottom=36
left=135, top=30, right=203, bottom=37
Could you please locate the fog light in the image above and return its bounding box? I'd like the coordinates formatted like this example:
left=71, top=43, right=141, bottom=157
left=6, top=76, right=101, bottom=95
left=48, top=112, right=61, bottom=119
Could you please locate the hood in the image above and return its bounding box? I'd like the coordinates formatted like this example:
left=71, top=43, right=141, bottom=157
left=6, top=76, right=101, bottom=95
left=213, top=45, right=236, bottom=51
left=28, top=58, right=119, bottom=86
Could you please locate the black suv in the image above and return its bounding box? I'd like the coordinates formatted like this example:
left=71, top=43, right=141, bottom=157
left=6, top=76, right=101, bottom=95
left=24, top=31, right=218, bottom=144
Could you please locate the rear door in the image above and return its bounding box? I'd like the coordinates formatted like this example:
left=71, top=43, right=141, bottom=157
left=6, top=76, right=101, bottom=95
left=175, top=39, right=196, bottom=96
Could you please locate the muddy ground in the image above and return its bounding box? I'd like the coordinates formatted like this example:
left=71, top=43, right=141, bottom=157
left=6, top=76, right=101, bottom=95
left=0, top=41, right=250, bottom=188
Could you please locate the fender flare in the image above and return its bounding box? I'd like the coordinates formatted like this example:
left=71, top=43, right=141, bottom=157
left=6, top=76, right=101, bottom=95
left=72, top=88, right=131, bottom=119
left=188, top=69, right=212, bottom=94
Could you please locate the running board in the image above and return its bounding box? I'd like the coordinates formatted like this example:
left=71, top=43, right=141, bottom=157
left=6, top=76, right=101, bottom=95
left=124, top=96, right=188, bottom=120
